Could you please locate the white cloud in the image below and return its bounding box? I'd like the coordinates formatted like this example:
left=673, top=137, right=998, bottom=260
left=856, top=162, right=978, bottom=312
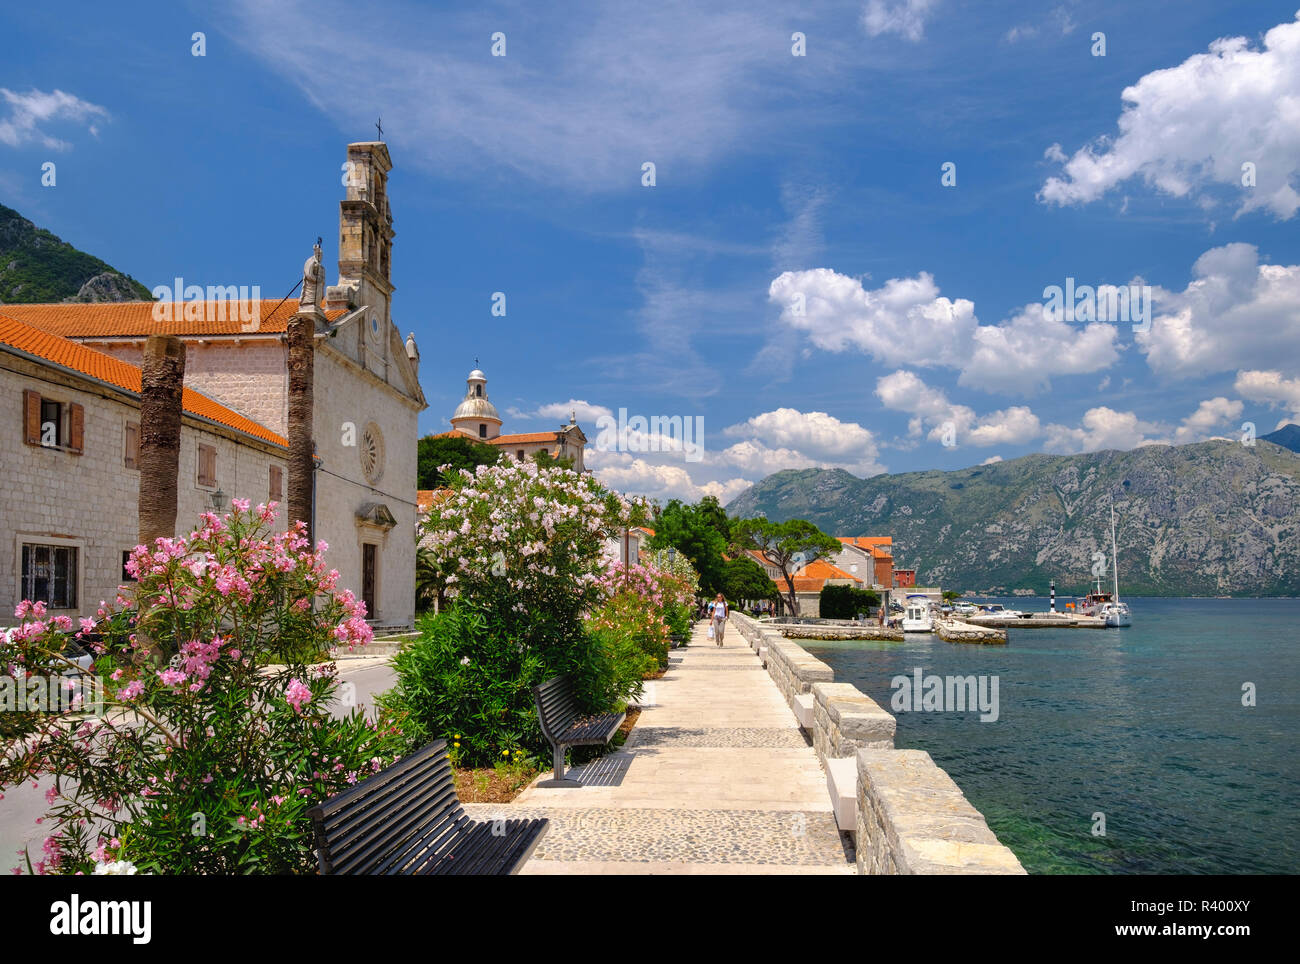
left=1173, top=397, right=1244, bottom=443
left=862, top=0, right=940, bottom=42
left=588, top=450, right=750, bottom=504
left=981, top=455, right=1003, bottom=465
left=0, top=88, right=109, bottom=150
left=224, top=0, right=830, bottom=190
left=531, top=399, right=613, bottom=423
left=1039, top=13, right=1300, bottom=219
left=1235, top=369, right=1300, bottom=423
left=874, top=370, right=1042, bottom=447
left=722, top=408, right=886, bottom=476
left=1044, top=407, right=1165, bottom=454
left=1138, top=244, right=1300, bottom=377
left=769, top=269, right=1119, bottom=393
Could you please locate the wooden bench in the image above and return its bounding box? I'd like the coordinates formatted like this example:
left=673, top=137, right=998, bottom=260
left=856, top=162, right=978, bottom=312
left=532, top=674, right=625, bottom=787
left=307, top=739, right=548, bottom=874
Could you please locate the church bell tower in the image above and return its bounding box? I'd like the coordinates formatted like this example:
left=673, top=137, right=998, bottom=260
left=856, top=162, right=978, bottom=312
left=326, top=141, right=395, bottom=329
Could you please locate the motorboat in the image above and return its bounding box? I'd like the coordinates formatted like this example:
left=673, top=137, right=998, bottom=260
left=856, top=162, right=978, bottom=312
left=901, top=595, right=934, bottom=633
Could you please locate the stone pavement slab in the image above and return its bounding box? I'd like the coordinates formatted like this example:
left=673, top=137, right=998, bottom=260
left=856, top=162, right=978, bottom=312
left=505, top=620, right=854, bottom=874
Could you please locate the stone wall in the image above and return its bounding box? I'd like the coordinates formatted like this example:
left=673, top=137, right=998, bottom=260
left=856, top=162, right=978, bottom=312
left=729, top=612, right=1025, bottom=875
left=856, top=749, right=1026, bottom=875
left=811, top=681, right=895, bottom=760
left=90, top=338, right=290, bottom=439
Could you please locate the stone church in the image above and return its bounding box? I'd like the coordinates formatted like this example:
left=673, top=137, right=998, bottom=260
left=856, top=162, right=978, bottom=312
left=0, top=141, right=426, bottom=628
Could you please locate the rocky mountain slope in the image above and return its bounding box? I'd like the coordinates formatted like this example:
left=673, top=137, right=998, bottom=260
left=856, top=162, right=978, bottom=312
left=727, top=439, right=1300, bottom=596
left=0, top=202, right=150, bottom=303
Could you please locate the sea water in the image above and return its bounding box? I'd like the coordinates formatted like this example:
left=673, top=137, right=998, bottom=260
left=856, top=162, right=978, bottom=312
left=803, top=597, right=1299, bottom=874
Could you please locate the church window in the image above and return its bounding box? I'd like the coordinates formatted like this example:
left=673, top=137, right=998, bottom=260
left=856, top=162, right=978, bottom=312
left=475, top=384, right=482, bottom=397
left=360, top=422, right=385, bottom=483
left=478, top=424, right=486, bottom=438
left=21, top=543, right=78, bottom=610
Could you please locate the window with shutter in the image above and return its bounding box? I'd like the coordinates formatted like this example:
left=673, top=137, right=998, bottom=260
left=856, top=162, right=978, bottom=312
left=23, top=389, right=41, bottom=446
left=198, top=444, right=217, bottom=487
left=269, top=464, right=283, bottom=500
left=125, top=422, right=140, bottom=469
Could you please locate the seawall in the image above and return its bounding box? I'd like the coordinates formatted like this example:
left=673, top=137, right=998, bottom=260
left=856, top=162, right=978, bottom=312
left=730, top=612, right=1025, bottom=875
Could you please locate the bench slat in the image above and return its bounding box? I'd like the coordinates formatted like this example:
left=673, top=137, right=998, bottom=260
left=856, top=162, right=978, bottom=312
left=309, top=739, right=547, bottom=875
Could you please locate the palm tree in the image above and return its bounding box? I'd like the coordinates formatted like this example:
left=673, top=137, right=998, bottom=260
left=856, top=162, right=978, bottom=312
left=286, top=313, right=315, bottom=541
left=138, top=334, right=185, bottom=547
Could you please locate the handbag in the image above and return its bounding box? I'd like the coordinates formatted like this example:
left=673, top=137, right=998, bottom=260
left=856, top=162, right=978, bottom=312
left=707, top=624, right=715, bottom=639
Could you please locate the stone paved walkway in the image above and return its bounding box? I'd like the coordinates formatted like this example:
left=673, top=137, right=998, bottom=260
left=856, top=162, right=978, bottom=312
left=464, top=620, right=854, bottom=874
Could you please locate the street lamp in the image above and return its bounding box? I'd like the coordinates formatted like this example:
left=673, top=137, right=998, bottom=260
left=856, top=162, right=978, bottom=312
left=210, top=487, right=226, bottom=511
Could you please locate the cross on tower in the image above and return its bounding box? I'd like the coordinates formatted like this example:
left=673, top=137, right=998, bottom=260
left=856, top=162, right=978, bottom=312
left=375, top=117, right=383, bottom=140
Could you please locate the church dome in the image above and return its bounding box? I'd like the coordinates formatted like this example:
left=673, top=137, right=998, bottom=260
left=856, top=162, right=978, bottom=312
left=452, top=396, right=502, bottom=422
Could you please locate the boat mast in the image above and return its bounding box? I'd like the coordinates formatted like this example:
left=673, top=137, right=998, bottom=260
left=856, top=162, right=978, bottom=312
left=1111, top=500, right=1121, bottom=604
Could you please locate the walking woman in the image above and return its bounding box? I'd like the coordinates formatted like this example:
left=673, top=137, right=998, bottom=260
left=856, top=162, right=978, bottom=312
left=710, top=593, right=729, bottom=647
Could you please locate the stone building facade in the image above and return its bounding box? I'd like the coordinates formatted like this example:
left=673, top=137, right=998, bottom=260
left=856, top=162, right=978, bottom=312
left=1, top=141, right=426, bottom=628
left=0, top=314, right=288, bottom=619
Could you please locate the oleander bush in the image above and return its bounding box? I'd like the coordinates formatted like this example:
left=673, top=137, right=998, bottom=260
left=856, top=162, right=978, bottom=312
left=0, top=502, right=406, bottom=875
left=385, top=460, right=649, bottom=767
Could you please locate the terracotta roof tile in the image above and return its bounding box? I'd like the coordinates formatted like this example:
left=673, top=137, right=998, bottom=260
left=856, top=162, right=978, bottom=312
left=485, top=431, right=563, bottom=445
left=0, top=300, right=348, bottom=338
left=0, top=313, right=286, bottom=447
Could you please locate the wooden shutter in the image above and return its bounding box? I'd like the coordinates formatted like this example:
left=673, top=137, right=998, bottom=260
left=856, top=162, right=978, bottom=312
left=68, top=404, right=84, bottom=454
left=23, top=390, right=41, bottom=445
left=198, top=444, right=216, bottom=486
left=269, top=464, right=282, bottom=500
left=125, top=422, right=140, bottom=469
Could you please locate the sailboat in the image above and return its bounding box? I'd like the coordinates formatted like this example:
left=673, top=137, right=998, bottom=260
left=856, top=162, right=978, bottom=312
left=1079, top=501, right=1132, bottom=627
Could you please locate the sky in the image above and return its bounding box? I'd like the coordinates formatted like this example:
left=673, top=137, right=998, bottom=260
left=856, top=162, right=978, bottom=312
left=3, top=0, right=1299, bottom=505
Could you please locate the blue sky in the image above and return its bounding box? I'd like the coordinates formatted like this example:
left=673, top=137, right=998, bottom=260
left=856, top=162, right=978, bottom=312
left=3, top=0, right=1299, bottom=503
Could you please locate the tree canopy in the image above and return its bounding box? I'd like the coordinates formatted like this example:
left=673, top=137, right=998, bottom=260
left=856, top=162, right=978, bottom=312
left=731, top=517, right=842, bottom=616
left=646, top=495, right=733, bottom=597
left=417, top=434, right=501, bottom=489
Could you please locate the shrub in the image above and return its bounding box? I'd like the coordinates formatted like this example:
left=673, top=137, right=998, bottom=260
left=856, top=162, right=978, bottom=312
left=0, top=502, right=406, bottom=875
left=393, top=462, right=651, bottom=767
left=818, top=583, right=881, bottom=619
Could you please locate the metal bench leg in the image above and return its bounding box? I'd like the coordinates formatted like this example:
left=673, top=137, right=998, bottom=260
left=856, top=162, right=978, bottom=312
left=536, top=742, right=582, bottom=788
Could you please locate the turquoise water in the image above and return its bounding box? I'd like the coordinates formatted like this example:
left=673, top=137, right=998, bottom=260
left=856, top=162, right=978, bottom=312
left=802, top=597, right=1299, bottom=874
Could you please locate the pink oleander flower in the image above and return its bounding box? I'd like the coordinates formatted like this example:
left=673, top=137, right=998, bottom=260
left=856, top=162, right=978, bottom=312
left=120, top=680, right=144, bottom=701
left=285, top=678, right=312, bottom=714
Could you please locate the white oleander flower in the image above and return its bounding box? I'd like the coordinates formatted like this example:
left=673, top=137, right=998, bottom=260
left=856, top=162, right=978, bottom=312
left=93, top=860, right=139, bottom=875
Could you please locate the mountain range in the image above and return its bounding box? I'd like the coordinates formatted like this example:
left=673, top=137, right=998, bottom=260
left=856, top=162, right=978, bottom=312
left=1, top=202, right=151, bottom=304
left=727, top=436, right=1300, bottom=596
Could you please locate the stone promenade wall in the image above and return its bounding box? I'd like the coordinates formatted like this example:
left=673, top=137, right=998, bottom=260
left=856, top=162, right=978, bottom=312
left=730, top=613, right=1024, bottom=876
